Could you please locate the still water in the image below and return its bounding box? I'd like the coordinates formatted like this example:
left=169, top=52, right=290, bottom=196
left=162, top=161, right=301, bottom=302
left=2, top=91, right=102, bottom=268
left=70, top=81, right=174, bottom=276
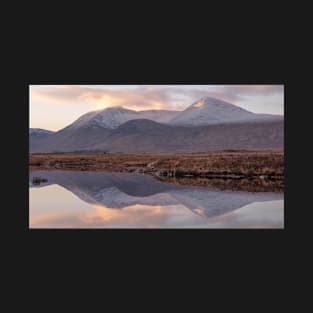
left=29, top=171, right=284, bottom=229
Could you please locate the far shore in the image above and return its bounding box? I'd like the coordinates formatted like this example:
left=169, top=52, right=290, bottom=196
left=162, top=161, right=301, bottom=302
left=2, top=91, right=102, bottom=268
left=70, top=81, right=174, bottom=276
left=29, top=151, right=284, bottom=192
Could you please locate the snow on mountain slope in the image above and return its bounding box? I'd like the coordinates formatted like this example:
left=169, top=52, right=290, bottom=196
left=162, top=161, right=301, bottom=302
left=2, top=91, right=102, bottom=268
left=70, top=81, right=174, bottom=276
left=65, top=107, right=180, bottom=130
left=170, top=97, right=258, bottom=126
left=57, top=97, right=283, bottom=131
left=65, top=107, right=139, bottom=130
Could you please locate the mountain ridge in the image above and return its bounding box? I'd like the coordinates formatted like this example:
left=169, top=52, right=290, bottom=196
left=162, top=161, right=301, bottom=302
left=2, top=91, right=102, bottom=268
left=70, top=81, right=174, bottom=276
left=29, top=97, right=284, bottom=153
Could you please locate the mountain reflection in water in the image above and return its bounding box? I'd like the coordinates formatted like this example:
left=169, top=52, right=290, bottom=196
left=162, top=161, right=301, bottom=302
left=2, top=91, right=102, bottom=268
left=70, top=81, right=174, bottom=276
left=29, top=171, right=284, bottom=228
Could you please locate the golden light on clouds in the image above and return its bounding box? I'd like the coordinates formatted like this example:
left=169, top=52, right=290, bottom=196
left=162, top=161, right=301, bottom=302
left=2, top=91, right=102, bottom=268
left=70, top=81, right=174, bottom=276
left=30, top=85, right=173, bottom=111
left=81, top=94, right=121, bottom=110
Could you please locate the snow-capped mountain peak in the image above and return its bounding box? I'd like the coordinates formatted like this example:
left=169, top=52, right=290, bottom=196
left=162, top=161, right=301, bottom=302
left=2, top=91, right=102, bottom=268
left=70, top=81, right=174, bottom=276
left=170, top=97, right=257, bottom=126
left=190, top=97, right=246, bottom=110
left=86, top=107, right=140, bottom=129
left=65, top=106, right=138, bottom=130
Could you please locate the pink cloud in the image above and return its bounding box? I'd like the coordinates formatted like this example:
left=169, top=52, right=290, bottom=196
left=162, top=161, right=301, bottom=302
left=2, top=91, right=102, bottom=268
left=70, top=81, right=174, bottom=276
left=30, top=84, right=284, bottom=112
left=30, top=85, right=174, bottom=110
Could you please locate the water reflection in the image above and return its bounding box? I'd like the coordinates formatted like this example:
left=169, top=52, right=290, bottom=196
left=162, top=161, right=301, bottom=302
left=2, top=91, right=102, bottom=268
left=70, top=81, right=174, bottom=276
left=29, top=171, right=284, bottom=228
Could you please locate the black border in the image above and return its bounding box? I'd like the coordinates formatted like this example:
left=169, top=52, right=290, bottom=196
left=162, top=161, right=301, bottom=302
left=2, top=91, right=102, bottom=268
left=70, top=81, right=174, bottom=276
left=4, top=6, right=301, bottom=306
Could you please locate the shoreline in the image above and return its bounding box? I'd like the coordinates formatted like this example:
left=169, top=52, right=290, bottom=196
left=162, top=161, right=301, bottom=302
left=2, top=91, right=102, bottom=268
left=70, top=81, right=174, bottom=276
left=29, top=151, right=284, bottom=192
left=29, top=150, right=284, bottom=175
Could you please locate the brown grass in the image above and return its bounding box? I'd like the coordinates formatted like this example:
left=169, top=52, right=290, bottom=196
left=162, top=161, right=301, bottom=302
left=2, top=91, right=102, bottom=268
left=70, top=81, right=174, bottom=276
left=29, top=150, right=284, bottom=177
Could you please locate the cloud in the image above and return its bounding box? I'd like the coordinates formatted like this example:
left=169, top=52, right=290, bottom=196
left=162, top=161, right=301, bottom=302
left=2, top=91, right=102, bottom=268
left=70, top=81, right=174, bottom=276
left=30, top=85, right=84, bottom=103
left=218, top=85, right=283, bottom=100
left=170, top=85, right=284, bottom=103
left=31, top=85, right=174, bottom=111
left=30, top=84, right=284, bottom=112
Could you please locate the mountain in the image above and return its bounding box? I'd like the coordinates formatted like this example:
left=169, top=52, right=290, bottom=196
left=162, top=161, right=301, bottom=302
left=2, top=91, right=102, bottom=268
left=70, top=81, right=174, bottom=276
left=29, top=107, right=179, bottom=152
left=29, top=128, right=55, bottom=136
left=91, top=119, right=283, bottom=153
left=29, top=97, right=284, bottom=153
left=29, top=128, right=55, bottom=151
left=30, top=119, right=283, bottom=153
left=31, top=124, right=111, bottom=153
left=170, top=97, right=282, bottom=126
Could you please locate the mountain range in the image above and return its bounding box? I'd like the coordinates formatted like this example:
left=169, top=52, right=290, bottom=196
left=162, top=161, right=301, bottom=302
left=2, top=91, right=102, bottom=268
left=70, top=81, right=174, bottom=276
left=29, top=97, right=284, bottom=153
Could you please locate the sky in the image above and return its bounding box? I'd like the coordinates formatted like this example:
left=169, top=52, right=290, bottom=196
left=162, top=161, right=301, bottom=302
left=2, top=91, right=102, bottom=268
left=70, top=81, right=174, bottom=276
left=30, top=85, right=284, bottom=131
